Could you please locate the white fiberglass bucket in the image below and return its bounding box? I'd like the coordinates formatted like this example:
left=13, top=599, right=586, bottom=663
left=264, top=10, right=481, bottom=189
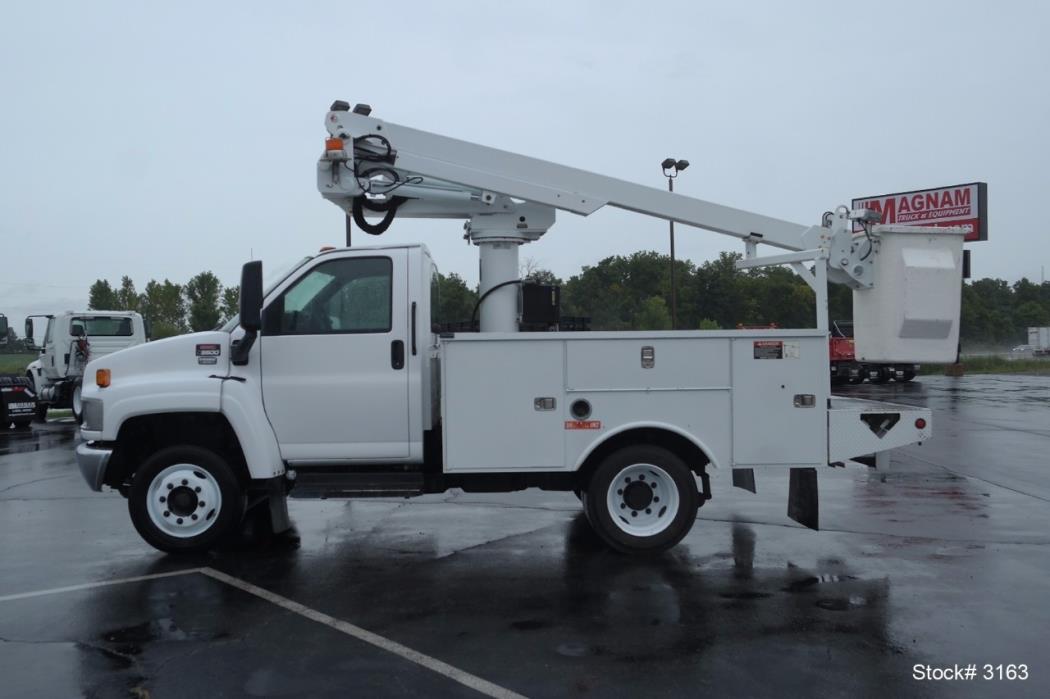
left=853, top=225, right=966, bottom=363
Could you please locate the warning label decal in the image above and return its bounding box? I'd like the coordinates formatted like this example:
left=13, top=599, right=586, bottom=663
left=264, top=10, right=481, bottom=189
left=753, top=340, right=783, bottom=359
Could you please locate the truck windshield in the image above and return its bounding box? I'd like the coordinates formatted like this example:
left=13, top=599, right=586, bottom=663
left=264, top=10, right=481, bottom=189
left=72, top=317, right=134, bottom=336
left=220, top=255, right=314, bottom=332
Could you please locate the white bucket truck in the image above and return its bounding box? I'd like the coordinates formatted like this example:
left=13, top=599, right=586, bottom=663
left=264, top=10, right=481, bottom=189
left=25, top=311, right=148, bottom=423
left=76, top=102, right=965, bottom=554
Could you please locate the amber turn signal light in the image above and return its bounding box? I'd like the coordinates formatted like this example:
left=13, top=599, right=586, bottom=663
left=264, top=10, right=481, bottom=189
left=96, top=369, right=111, bottom=388
left=325, top=137, right=344, bottom=151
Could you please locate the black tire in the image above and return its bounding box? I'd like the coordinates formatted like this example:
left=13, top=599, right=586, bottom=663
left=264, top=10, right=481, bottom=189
left=71, top=384, right=84, bottom=425
left=847, top=375, right=864, bottom=385
left=583, top=444, right=699, bottom=554
left=34, top=404, right=48, bottom=422
left=899, top=371, right=916, bottom=382
left=13, top=420, right=32, bottom=431
left=128, top=445, right=246, bottom=553
left=867, top=367, right=888, bottom=384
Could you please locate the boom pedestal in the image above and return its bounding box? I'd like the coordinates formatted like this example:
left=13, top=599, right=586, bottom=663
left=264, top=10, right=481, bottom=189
left=476, top=241, right=520, bottom=333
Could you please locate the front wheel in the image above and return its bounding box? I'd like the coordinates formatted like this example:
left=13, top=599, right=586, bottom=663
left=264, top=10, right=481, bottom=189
left=128, top=445, right=245, bottom=553
left=71, top=384, right=84, bottom=424
left=584, top=445, right=699, bottom=554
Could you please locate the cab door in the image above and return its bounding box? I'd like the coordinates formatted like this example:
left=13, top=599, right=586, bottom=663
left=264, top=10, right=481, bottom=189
left=260, top=251, right=410, bottom=462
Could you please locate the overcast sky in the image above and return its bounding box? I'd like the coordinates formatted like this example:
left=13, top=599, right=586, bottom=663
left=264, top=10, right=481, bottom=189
left=2, top=1, right=1047, bottom=332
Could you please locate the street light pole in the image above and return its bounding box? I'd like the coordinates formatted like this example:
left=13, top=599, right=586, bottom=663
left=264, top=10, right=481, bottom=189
left=661, top=158, right=689, bottom=330
left=668, top=176, right=677, bottom=331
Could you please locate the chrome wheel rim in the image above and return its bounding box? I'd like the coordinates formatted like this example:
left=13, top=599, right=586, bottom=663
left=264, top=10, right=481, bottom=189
left=606, top=463, right=680, bottom=537
left=146, top=464, right=223, bottom=538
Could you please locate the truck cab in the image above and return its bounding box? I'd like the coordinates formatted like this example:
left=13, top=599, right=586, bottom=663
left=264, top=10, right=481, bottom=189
left=250, top=244, right=435, bottom=463
left=25, top=311, right=148, bottom=422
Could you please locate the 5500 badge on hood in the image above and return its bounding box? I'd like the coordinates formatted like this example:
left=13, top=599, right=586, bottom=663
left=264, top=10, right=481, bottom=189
left=196, top=343, right=221, bottom=365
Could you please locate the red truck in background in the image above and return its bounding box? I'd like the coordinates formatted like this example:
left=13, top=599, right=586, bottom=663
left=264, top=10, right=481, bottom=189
left=830, top=321, right=918, bottom=385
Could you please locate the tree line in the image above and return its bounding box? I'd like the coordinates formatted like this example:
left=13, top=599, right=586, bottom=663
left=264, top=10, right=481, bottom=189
left=436, top=251, right=1048, bottom=347
left=88, top=273, right=240, bottom=339
left=71, top=253, right=1050, bottom=348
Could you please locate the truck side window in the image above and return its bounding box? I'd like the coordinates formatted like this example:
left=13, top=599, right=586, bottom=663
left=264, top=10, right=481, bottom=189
left=266, top=257, right=392, bottom=335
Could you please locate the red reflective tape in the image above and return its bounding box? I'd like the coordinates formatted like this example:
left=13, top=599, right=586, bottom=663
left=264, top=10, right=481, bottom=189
left=565, top=420, right=601, bottom=430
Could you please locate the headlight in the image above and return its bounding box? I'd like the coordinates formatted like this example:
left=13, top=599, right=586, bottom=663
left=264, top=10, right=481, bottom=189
left=82, top=398, right=103, bottom=432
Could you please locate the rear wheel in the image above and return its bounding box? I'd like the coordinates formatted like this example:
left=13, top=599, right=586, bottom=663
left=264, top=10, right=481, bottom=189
left=867, top=366, right=888, bottom=384
left=34, top=403, right=48, bottom=422
left=128, top=445, right=245, bottom=553
left=584, top=445, right=699, bottom=554
left=899, top=370, right=916, bottom=382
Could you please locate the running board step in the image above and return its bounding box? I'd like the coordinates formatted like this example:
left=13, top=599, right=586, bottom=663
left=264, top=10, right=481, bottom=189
left=289, top=470, right=425, bottom=499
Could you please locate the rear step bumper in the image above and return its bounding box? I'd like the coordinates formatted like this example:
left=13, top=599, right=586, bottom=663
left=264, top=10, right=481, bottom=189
left=289, top=469, right=424, bottom=499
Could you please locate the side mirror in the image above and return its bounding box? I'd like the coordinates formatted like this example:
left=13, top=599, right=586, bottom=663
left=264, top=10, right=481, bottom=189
left=23, top=319, right=36, bottom=350
left=0, top=316, right=8, bottom=337
left=239, top=260, right=263, bottom=332
left=232, top=260, right=263, bottom=366
left=71, top=324, right=86, bottom=338
left=143, top=317, right=152, bottom=341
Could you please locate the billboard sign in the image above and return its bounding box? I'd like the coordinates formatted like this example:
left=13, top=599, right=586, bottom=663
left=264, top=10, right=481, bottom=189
left=852, top=182, right=987, bottom=242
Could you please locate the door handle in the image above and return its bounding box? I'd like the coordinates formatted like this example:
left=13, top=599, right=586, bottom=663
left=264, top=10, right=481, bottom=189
left=391, top=340, right=405, bottom=370
left=411, top=302, right=417, bottom=356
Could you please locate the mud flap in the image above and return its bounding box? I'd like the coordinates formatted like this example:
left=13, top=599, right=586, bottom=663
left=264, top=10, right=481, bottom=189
left=268, top=478, right=291, bottom=534
left=732, top=468, right=756, bottom=493
left=788, top=467, right=819, bottom=530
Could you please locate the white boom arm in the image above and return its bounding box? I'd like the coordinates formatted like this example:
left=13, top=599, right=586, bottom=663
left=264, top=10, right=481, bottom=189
left=315, top=101, right=964, bottom=359
left=318, top=103, right=810, bottom=251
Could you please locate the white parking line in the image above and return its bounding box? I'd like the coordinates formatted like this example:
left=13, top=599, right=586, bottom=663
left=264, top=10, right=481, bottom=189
left=0, top=568, right=204, bottom=602
left=0, top=567, right=526, bottom=699
left=199, top=567, right=526, bottom=699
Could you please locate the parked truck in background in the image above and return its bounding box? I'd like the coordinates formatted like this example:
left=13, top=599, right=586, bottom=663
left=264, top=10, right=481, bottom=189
left=0, top=313, right=37, bottom=430
left=1029, top=327, right=1050, bottom=357
left=829, top=321, right=918, bottom=384
left=24, top=311, right=148, bottom=423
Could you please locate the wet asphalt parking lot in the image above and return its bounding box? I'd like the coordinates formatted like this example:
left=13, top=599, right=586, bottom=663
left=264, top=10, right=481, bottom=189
left=1, top=374, right=1048, bottom=698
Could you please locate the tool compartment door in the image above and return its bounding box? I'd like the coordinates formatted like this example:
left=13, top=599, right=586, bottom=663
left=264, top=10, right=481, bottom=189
left=731, top=335, right=827, bottom=466
left=441, top=338, right=564, bottom=472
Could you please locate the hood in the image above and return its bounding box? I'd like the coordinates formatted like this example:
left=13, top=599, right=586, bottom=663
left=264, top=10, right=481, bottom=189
left=83, top=331, right=231, bottom=393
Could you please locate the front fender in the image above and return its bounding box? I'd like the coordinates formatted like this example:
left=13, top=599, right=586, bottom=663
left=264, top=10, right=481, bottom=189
left=221, top=377, right=284, bottom=480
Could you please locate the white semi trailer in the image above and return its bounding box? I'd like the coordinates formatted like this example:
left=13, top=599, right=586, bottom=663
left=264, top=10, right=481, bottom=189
left=1029, top=327, right=1050, bottom=356
left=75, top=102, right=965, bottom=554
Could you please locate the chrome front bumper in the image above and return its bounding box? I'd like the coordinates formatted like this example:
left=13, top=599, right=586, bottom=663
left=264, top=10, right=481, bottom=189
left=76, top=442, right=113, bottom=492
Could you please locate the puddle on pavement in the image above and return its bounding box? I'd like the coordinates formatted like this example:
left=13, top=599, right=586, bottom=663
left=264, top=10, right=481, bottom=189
left=0, top=424, right=76, bottom=456
left=99, top=617, right=226, bottom=657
